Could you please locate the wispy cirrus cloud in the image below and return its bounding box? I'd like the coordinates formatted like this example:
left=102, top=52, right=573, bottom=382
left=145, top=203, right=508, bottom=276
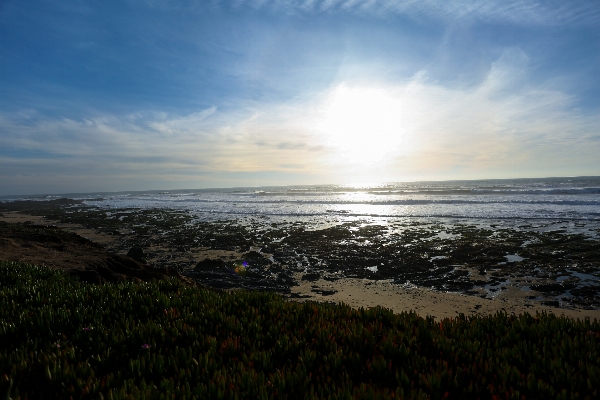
left=220, top=0, right=600, bottom=25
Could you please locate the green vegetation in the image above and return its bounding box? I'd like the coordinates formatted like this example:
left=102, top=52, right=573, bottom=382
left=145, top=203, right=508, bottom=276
left=1, top=261, right=599, bottom=399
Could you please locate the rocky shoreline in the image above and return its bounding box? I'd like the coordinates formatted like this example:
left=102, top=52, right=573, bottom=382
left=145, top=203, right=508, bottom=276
left=1, top=198, right=600, bottom=319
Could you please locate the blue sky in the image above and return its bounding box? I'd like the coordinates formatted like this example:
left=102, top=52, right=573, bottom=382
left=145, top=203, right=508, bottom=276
left=1, top=0, right=599, bottom=195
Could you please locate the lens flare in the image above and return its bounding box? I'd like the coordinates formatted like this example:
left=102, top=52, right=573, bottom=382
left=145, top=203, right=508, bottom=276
left=234, top=261, right=248, bottom=276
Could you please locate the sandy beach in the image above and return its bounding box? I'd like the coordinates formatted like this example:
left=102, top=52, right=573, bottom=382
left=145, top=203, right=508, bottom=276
left=2, top=208, right=599, bottom=321
left=289, top=274, right=600, bottom=321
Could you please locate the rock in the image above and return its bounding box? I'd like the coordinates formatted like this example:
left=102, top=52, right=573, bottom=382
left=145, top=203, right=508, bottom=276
left=301, top=272, right=320, bottom=282
left=194, top=258, right=227, bottom=271
left=0, top=221, right=197, bottom=286
left=0, top=198, right=83, bottom=211
left=241, top=251, right=272, bottom=270
left=243, top=250, right=263, bottom=259
left=542, top=300, right=560, bottom=308
left=127, top=247, right=147, bottom=263
left=276, top=272, right=298, bottom=286
left=311, top=288, right=338, bottom=296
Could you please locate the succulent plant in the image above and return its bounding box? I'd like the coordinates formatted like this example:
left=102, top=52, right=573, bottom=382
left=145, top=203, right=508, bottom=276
left=1, top=261, right=599, bottom=399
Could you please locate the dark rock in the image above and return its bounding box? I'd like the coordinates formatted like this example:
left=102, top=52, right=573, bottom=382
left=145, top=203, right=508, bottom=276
left=301, top=272, right=320, bottom=282
left=542, top=300, right=560, bottom=307
left=127, top=247, right=147, bottom=263
left=531, top=283, right=576, bottom=294
left=287, top=293, right=312, bottom=299
left=276, top=272, right=298, bottom=287
left=243, top=250, right=263, bottom=259
left=242, top=251, right=273, bottom=269
left=194, top=258, right=227, bottom=271
left=311, top=288, right=338, bottom=296
left=0, top=198, right=83, bottom=211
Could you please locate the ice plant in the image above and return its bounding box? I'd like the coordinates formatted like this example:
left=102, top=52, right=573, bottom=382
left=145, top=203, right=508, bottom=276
left=1, top=261, right=599, bottom=399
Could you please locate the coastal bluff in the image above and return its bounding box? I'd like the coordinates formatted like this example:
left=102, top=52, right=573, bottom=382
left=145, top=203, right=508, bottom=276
left=0, top=220, right=194, bottom=286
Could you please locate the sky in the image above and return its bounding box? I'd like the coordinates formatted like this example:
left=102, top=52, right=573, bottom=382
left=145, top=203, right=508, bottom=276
left=1, top=0, right=600, bottom=195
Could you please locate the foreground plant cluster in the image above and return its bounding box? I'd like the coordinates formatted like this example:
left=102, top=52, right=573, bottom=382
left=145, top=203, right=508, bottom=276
left=1, top=262, right=599, bottom=399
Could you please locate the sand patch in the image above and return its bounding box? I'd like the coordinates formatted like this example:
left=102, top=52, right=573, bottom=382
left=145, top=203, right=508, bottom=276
left=289, top=275, right=600, bottom=321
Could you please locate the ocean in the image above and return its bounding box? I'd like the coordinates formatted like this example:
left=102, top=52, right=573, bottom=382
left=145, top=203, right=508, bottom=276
left=13, top=176, right=599, bottom=235
left=3, top=176, right=600, bottom=303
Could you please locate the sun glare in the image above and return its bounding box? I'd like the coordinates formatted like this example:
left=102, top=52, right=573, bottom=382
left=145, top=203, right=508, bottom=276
left=316, top=84, right=407, bottom=166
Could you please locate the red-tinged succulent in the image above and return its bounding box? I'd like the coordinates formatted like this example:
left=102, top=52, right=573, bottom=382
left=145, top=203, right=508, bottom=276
left=1, top=260, right=599, bottom=399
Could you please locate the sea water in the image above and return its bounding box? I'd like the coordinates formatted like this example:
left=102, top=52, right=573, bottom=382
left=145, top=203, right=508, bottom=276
left=6, top=176, right=600, bottom=235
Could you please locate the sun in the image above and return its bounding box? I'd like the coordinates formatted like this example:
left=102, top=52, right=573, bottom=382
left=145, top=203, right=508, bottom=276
left=315, top=84, right=406, bottom=166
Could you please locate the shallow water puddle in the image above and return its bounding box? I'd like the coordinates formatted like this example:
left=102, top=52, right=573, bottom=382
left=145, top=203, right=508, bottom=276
left=556, top=269, right=599, bottom=283
left=430, top=255, right=447, bottom=262
left=436, top=231, right=461, bottom=240
left=505, top=254, right=525, bottom=263
left=483, top=279, right=511, bottom=298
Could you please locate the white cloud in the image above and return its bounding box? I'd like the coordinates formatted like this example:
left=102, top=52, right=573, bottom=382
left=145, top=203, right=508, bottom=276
left=1, top=50, right=599, bottom=194
left=148, top=106, right=217, bottom=136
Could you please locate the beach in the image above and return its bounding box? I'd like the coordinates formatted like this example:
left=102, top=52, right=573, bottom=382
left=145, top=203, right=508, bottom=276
left=2, top=182, right=600, bottom=321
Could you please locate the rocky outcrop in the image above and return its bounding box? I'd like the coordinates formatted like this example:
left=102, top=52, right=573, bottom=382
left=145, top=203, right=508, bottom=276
left=0, top=221, right=195, bottom=286
left=126, top=247, right=147, bottom=264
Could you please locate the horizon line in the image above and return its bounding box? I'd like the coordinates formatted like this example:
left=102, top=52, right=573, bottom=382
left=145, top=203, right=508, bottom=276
left=1, top=175, right=599, bottom=200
